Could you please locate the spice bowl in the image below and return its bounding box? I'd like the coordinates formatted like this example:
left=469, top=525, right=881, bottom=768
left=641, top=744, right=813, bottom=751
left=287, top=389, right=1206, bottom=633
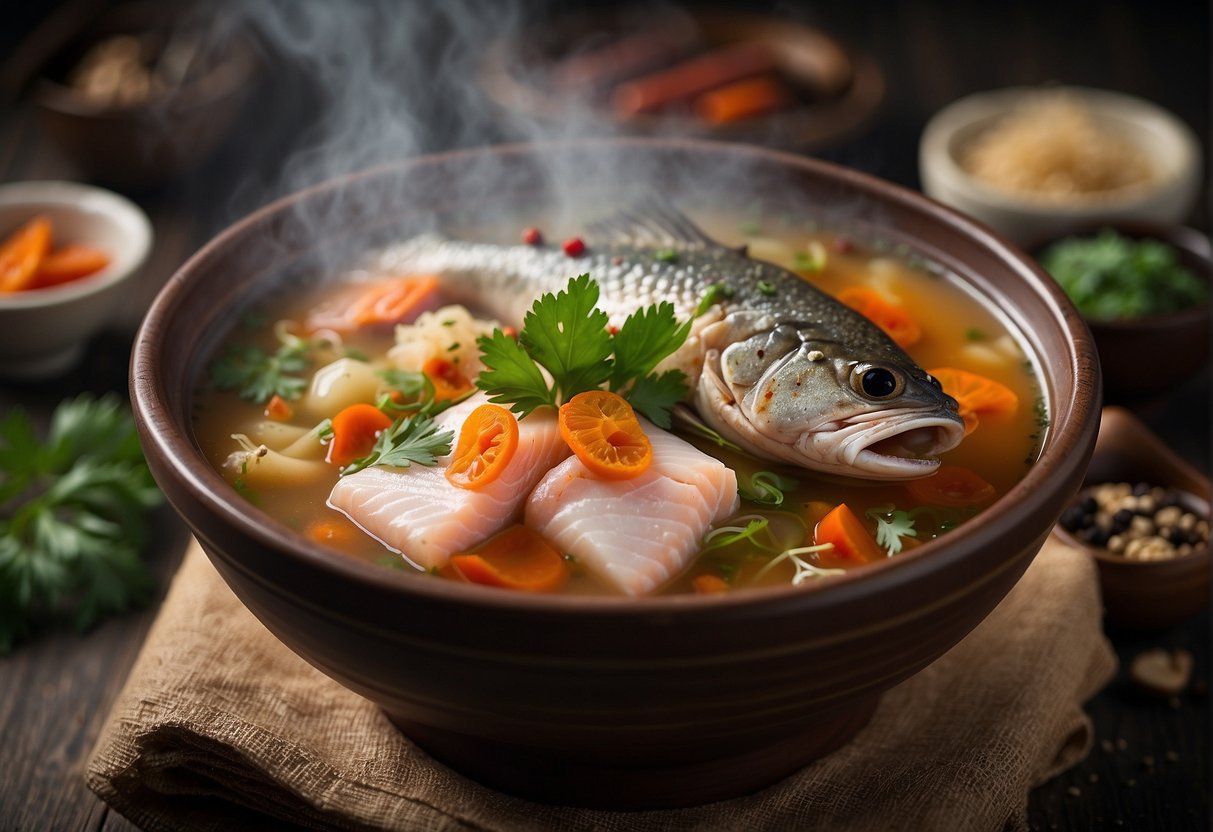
left=1053, top=407, right=1211, bottom=630
left=1028, top=222, right=1210, bottom=399
left=919, top=86, right=1201, bottom=245
left=0, top=181, right=153, bottom=379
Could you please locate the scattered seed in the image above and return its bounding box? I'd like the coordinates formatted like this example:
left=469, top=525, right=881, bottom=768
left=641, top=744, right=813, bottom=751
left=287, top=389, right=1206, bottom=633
left=1129, top=648, right=1193, bottom=696
left=1066, top=786, right=1082, bottom=798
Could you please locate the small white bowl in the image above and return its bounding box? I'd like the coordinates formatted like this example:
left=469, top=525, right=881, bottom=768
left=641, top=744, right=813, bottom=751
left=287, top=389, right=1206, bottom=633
left=0, top=181, right=152, bottom=379
left=919, top=86, right=1202, bottom=245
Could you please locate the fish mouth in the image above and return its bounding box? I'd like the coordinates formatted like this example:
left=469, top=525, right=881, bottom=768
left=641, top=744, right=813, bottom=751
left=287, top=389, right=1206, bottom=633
left=817, top=409, right=967, bottom=479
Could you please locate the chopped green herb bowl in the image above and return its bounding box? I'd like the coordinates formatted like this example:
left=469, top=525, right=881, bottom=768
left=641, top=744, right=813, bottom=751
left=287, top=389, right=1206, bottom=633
left=130, top=140, right=1100, bottom=809
left=1030, top=222, right=1211, bottom=399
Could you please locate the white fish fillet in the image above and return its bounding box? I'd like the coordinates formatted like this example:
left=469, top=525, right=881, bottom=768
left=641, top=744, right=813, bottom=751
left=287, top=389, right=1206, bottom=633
left=524, top=424, right=739, bottom=595
left=327, top=395, right=569, bottom=570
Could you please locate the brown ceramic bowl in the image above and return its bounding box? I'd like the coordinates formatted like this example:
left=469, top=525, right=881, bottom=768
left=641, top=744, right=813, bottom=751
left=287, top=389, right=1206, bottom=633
left=1030, top=222, right=1211, bottom=400
left=29, top=2, right=256, bottom=188
left=130, top=140, right=1100, bottom=809
left=1053, top=407, right=1211, bottom=630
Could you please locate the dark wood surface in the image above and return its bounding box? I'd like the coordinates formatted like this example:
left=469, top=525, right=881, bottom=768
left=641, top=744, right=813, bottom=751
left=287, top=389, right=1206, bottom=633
left=1, top=1, right=1208, bottom=830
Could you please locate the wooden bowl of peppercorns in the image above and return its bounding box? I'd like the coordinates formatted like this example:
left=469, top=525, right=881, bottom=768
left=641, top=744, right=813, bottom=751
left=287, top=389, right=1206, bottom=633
left=1054, top=407, right=1210, bottom=629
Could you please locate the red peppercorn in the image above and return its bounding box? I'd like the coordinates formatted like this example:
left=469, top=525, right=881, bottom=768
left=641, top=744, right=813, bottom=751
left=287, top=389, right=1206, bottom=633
left=522, top=227, right=543, bottom=246
left=562, top=237, right=586, bottom=257
left=832, top=236, right=855, bottom=254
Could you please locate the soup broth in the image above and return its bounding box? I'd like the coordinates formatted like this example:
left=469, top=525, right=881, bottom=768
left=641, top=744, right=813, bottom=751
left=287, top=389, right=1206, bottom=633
left=193, top=208, right=1045, bottom=596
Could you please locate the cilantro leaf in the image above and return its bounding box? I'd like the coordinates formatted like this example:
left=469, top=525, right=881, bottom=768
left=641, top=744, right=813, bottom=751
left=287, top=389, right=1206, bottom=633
left=210, top=338, right=312, bottom=404
left=0, top=394, right=162, bottom=654
left=738, top=470, right=800, bottom=506
left=866, top=507, right=917, bottom=556
left=519, top=274, right=613, bottom=402
left=340, top=413, right=454, bottom=476
left=610, top=301, right=693, bottom=391
left=625, top=370, right=689, bottom=428
left=476, top=328, right=555, bottom=417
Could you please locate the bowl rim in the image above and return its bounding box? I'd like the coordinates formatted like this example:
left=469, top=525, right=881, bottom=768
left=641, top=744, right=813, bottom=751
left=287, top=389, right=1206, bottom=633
left=132, top=136, right=1101, bottom=615
left=919, top=84, right=1202, bottom=216
left=0, top=179, right=152, bottom=307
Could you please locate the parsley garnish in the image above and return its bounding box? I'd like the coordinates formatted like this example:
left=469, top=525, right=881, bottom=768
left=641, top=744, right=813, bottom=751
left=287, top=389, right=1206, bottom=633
left=695, top=283, right=735, bottom=316
left=210, top=332, right=313, bottom=405
left=757, top=280, right=777, bottom=296
left=0, top=395, right=163, bottom=653
left=865, top=507, right=918, bottom=555
left=476, top=275, right=692, bottom=426
left=340, top=413, right=453, bottom=476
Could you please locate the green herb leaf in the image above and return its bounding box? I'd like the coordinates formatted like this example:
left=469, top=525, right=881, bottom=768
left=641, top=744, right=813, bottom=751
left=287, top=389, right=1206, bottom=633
left=610, top=301, right=693, bottom=391
left=695, top=283, right=735, bottom=316
left=625, top=370, right=689, bottom=429
left=756, top=280, right=776, bottom=296
left=476, top=328, right=555, bottom=417
left=655, top=248, right=679, bottom=263
left=340, top=413, right=454, bottom=476
left=0, top=394, right=162, bottom=654
left=738, top=470, right=800, bottom=506
left=519, top=274, right=613, bottom=403
left=865, top=507, right=918, bottom=556
left=794, top=242, right=828, bottom=273
left=210, top=336, right=312, bottom=405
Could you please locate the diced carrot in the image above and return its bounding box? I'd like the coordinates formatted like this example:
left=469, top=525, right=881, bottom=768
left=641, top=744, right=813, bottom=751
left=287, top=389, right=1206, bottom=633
left=28, top=243, right=110, bottom=289
left=906, top=465, right=997, bottom=508
left=0, top=216, right=53, bottom=293
left=422, top=356, right=474, bottom=401
left=927, top=367, right=1019, bottom=436
left=836, top=286, right=922, bottom=348
left=445, top=404, right=519, bottom=490
left=814, top=503, right=884, bottom=566
left=692, top=574, right=730, bottom=594
left=264, top=394, right=295, bottom=422
left=350, top=274, right=441, bottom=327
left=305, top=519, right=359, bottom=546
left=696, top=74, right=792, bottom=125
left=326, top=403, right=394, bottom=467
left=448, top=525, right=569, bottom=592
left=558, top=390, right=652, bottom=480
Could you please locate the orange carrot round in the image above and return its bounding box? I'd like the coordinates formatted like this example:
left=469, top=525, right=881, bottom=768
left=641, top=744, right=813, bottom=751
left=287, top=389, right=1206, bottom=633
left=448, top=525, right=569, bottom=592
left=906, top=465, right=997, bottom=508
left=445, top=404, right=519, bottom=490
left=326, top=403, right=393, bottom=467
left=836, top=286, right=922, bottom=348
left=0, top=216, right=53, bottom=293
left=928, top=367, right=1019, bottom=436
left=264, top=394, right=295, bottom=422
left=422, top=356, right=474, bottom=401
left=558, top=390, right=652, bottom=480
left=692, top=574, right=731, bottom=594
left=814, top=502, right=884, bottom=565
left=29, top=243, right=110, bottom=289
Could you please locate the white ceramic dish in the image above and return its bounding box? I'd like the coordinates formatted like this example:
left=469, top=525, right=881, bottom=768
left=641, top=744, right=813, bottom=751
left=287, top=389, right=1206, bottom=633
left=0, top=181, right=152, bottom=379
left=919, top=86, right=1202, bottom=245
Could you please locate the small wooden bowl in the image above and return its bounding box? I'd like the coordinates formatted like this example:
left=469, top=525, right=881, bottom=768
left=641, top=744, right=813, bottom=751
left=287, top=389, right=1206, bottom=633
left=1030, top=222, right=1211, bottom=400
left=1053, top=407, right=1211, bottom=630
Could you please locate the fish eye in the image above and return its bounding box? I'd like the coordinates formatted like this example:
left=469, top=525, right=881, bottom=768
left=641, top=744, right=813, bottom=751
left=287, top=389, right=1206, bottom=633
left=852, top=365, right=904, bottom=400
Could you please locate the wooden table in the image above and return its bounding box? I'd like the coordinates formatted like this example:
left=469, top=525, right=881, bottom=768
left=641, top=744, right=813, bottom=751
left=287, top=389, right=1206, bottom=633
left=1, top=1, right=1208, bottom=829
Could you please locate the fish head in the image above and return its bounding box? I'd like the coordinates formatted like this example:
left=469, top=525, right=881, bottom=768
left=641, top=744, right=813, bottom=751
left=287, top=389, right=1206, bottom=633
left=697, top=315, right=966, bottom=480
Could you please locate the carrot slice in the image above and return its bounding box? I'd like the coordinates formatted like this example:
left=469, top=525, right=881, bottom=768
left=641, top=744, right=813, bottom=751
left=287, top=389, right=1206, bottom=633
left=350, top=274, right=441, bottom=327
left=558, top=390, right=652, bottom=480
left=836, top=286, right=922, bottom=348
left=448, top=525, right=569, bottom=592
left=264, top=394, right=295, bottom=422
left=29, top=243, right=110, bottom=289
left=326, top=403, right=394, bottom=467
left=906, top=465, right=997, bottom=508
left=692, top=574, right=731, bottom=594
left=0, top=216, right=53, bottom=293
left=422, top=356, right=474, bottom=401
left=305, top=519, right=359, bottom=546
left=927, top=367, right=1019, bottom=436
left=696, top=74, right=792, bottom=125
left=445, top=404, right=519, bottom=490
left=814, top=503, right=884, bottom=566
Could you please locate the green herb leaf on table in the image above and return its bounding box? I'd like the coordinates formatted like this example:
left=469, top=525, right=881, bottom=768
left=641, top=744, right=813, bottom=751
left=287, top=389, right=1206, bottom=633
left=0, top=394, right=162, bottom=654
left=340, top=413, right=454, bottom=476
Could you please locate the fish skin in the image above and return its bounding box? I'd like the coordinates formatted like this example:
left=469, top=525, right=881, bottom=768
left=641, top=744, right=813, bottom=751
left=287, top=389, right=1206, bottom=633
left=327, top=395, right=570, bottom=570
left=376, top=215, right=966, bottom=480
left=525, top=421, right=739, bottom=595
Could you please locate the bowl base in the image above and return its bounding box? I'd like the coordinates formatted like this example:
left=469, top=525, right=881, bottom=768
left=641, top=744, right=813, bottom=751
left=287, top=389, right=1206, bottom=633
left=386, top=695, right=880, bottom=810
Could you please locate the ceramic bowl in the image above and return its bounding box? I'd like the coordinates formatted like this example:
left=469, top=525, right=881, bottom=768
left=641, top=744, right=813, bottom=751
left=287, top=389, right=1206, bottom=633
left=1030, top=222, right=1210, bottom=399
left=28, top=2, right=255, bottom=188
left=0, top=181, right=152, bottom=379
left=1053, top=407, right=1210, bottom=630
left=130, top=140, right=1100, bottom=809
left=919, top=86, right=1201, bottom=245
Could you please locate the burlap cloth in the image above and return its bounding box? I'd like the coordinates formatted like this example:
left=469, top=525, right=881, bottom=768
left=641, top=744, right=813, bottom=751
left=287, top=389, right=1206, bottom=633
left=87, top=535, right=1116, bottom=832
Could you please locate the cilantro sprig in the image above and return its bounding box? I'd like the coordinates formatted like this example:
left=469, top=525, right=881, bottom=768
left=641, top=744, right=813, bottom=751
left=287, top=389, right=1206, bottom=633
left=339, top=413, right=453, bottom=476
left=0, top=394, right=163, bottom=654
left=476, top=275, right=693, bottom=427
left=210, top=332, right=314, bottom=404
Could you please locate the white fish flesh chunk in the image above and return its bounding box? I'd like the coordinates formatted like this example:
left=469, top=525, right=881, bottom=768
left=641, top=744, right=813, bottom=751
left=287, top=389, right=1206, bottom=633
left=327, top=395, right=569, bottom=570
left=524, top=424, right=739, bottom=595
